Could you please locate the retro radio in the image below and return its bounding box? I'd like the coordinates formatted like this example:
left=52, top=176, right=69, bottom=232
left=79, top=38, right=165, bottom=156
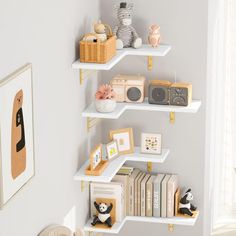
left=170, top=83, right=192, bottom=106
left=111, top=75, right=145, bottom=103
left=148, top=80, right=172, bottom=105
left=148, top=80, right=192, bottom=106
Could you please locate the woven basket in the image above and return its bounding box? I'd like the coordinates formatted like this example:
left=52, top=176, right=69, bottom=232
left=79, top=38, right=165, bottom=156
left=80, top=24, right=116, bottom=64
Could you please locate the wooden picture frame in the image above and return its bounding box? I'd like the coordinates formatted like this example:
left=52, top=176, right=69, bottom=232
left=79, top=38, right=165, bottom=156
left=86, top=144, right=108, bottom=176
left=141, top=133, right=162, bottom=154
left=106, top=140, right=119, bottom=160
left=109, top=128, right=134, bottom=155
left=0, top=63, right=35, bottom=209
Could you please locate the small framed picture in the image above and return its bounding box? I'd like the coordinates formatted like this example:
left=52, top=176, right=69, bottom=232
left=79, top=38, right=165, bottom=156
left=109, top=128, right=134, bottom=155
left=141, top=133, right=162, bottom=154
left=90, top=144, right=103, bottom=170
left=106, top=140, right=119, bottom=160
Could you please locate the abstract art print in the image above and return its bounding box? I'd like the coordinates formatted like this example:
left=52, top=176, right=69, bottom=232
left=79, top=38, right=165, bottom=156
left=141, top=133, right=162, bottom=154
left=0, top=63, right=35, bottom=208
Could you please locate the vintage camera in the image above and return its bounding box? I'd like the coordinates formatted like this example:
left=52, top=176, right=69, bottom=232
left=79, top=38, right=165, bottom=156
left=148, top=80, right=172, bottom=105
left=148, top=80, right=192, bottom=106
left=111, top=75, right=145, bottom=103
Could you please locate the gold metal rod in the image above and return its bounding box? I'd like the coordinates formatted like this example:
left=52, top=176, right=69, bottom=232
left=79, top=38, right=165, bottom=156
left=148, top=56, right=153, bottom=71
left=170, top=112, right=175, bottom=124
left=147, top=162, right=153, bottom=173
left=80, top=69, right=83, bottom=85
left=168, top=224, right=174, bottom=232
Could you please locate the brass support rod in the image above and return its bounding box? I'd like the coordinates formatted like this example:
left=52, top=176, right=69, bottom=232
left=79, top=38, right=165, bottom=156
left=170, top=112, right=175, bottom=124
left=168, top=224, right=174, bottom=232
left=147, top=162, right=153, bottom=173
left=148, top=56, right=153, bottom=71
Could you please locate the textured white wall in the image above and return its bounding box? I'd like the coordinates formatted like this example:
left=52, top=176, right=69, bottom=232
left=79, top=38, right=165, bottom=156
left=0, top=0, right=101, bottom=235
left=100, top=0, right=208, bottom=236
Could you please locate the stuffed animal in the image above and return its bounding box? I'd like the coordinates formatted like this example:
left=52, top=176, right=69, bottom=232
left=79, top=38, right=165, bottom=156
left=179, top=189, right=197, bottom=217
left=148, top=24, right=161, bottom=48
left=94, top=20, right=107, bottom=42
left=113, top=2, right=142, bottom=49
left=91, top=202, right=113, bottom=227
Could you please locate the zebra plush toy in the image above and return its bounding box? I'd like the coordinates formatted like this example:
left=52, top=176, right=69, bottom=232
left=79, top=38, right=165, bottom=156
left=113, top=2, right=142, bottom=49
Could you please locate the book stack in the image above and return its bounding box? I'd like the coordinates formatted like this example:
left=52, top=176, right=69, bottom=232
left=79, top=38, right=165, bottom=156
left=90, top=167, right=179, bottom=221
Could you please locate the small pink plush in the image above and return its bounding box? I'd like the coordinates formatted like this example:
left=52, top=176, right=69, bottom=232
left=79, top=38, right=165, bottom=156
left=148, top=25, right=161, bottom=48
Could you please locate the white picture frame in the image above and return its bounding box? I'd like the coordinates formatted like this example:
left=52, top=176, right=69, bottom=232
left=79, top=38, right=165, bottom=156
left=106, top=140, right=119, bottom=160
left=141, top=133, right=162, bottom=154
left=0, top=63, right=35, bottom=208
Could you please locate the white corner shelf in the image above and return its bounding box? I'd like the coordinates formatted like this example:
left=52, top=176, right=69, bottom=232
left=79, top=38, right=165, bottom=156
left=74, top=147, right=170, bottom=182
left=82, top=98, right=202, bottom=119
left=84, top=213, right=199, bottom=234
left=72, top=44, right=171, bottom=71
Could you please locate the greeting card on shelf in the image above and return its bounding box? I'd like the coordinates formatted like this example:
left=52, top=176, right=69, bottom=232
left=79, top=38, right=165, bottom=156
left=86, top=144, right=108, bottom=176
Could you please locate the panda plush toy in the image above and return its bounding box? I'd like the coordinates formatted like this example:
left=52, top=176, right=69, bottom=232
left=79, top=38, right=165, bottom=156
left=91, top=202, right=113, bottom=227
left=179, top=189, right=197, bottom=217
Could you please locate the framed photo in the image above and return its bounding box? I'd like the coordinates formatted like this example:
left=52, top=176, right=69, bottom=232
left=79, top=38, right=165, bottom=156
left=141, top=133, right=162, bottom=154
left=90, top=144, right=103, bottom=170
left=109, top=128, right=134, bottom=155
left=0, top=63, right=35, bottom=208
left=106, top=140, right=119, bottom=160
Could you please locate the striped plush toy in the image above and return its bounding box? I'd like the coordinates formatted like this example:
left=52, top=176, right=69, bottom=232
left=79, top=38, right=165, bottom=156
left=113, top=2, right=142, bottom=49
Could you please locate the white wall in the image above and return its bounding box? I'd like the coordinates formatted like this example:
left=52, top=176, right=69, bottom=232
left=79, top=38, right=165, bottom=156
left=0, top=0, right=101, bottom=235
left=100, top=0, right=208, bottom=236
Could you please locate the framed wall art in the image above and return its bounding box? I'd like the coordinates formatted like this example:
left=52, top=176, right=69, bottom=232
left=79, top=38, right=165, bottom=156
left=106, top=140, right=119, bottom=160
left=0, top=63, right=35, bottom=208
left=109, top=128, right=134, bottom=155
left=141, top=133, right=162, bottom=154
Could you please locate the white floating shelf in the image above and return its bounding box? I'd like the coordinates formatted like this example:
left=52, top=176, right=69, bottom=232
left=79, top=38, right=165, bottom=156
left=82, top=99, right=202, bottom=119
left=72, top=44, right=171, bottom=70
left=74, top=147, right=170, bottom=182
left=84, top=213, right=199, bottom=234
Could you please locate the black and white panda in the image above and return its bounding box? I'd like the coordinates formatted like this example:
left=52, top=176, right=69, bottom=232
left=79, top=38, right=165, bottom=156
left=179, top=189, right=197, bottom=217
left=91, top=202, right=113, bottom=227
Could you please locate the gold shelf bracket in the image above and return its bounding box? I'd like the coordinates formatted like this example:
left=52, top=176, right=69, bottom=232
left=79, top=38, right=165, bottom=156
left=147, top=162, right=153, bottom=173
left=79, top=69, right=97, bottom=85
left=81, top=180, right=85, bottom=192
left=170, top=112, right=175, bottom=124
left=168, top=224, right=174, bottom=232
left=87, top=117, right=100, bottom=132
left=147, top=56, right=153, bottom=71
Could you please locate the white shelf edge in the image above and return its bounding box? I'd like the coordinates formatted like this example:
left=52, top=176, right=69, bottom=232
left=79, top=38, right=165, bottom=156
left=82, top=99, right=202, bottom=120
left=84, top=213, right=199, bottom=234
left=72, top=44, right=171, bottom=71
left=74, top=147, right=170, bottom=182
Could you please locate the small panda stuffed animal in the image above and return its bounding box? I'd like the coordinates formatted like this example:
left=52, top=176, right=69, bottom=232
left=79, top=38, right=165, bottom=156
left=91, top=202, right=113, bottom=227
left=179, top=189, right=197, bottom=217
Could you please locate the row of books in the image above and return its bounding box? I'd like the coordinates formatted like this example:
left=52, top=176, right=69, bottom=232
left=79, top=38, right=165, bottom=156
left=90, top=167, right=179, bottom=222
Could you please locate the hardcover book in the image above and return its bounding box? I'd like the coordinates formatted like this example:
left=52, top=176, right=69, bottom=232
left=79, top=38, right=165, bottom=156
left=167, top=175, right=178, bottom=217
left=153, top=174, right=165, bottom=217
left=141, top=174, right=150, bottom=216
left=128, top=169, right=141, bottom=216
left=112, top=173, right=130, bottom=216
left=146, top=175, right=156, bottom=217
left=161, top=174, right=171, bottom=218
left=90, top=182, right=124, bottom=222
left=134, top=172, right=144, bottom=216
left=137, top=172, right=146, bottom=216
